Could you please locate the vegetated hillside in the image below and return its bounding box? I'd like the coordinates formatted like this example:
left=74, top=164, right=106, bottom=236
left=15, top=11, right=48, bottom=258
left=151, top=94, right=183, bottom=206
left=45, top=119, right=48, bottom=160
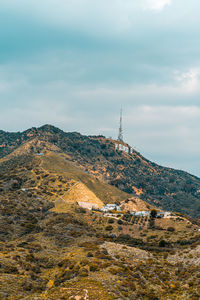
left=0, top=146, right=200, bottom=299
left=0, top=147, right=129, bottom=210
left=0, top=124, right=200, bottom=217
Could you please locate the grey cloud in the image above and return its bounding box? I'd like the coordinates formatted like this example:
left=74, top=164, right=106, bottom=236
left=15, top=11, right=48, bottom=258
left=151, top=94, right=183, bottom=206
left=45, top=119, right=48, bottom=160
left=0, top=0, right=199, bottom=176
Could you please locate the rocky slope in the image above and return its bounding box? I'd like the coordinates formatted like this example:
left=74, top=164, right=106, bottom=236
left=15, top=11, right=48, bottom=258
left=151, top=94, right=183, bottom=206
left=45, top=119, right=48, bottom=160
left=0, top=137, right=200, bottom=299
left=0, top=124, right=200, bottom=217
left=0, top=146, right=200, bottom=300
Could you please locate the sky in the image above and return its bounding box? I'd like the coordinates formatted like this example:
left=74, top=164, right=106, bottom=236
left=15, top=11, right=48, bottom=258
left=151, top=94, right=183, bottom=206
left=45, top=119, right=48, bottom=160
left=0, top=0, right=200, bottom=176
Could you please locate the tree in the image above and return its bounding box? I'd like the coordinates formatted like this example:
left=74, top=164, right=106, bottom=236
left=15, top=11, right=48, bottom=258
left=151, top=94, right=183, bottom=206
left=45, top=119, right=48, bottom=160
left=105, top=225, right=113, bottom=231
left=159, top=240, right=166, bottom=247
left=150, top=209, right=157, bottom=219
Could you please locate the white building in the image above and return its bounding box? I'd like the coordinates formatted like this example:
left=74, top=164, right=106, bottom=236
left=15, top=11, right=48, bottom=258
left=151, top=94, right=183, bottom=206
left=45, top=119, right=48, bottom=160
left=155, top=211, right=172, bottom=218
left=164, top=212, right=171, bottom=218
left=115, top=143, right=133, bottom=154
left=78, top=202, right=99, bottom=210
left=101, top=204, right=121, bottom=212
left=131, top=211, right=150, bottom=217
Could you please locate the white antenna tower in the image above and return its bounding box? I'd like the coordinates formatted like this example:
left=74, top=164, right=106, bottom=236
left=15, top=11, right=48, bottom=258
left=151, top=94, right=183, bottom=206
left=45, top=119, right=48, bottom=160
left=118, top=107, right=123, bottom=142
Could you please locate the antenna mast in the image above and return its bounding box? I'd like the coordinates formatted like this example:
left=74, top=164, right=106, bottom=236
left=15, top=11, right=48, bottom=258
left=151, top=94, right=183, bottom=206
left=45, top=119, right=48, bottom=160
left=118, top=107, right=123, bottom=142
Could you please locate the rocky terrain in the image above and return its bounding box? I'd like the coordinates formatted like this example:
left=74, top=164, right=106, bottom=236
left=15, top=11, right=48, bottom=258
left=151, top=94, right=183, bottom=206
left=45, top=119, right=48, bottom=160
left=0, top=125, right=200, bottom=299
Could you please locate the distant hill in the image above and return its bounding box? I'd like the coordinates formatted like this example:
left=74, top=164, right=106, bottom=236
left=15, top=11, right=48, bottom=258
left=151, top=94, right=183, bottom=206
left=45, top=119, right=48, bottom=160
left=0, top=124, right=200, bottom=217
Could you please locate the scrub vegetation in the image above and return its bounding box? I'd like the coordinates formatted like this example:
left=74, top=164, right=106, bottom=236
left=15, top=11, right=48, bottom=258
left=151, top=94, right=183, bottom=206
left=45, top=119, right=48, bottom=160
left=0, top=125, right=199, bottom=299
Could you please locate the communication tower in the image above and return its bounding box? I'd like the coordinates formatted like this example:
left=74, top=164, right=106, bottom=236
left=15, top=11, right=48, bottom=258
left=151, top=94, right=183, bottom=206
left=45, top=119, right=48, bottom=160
left=118, top=107, right=123, bottom=142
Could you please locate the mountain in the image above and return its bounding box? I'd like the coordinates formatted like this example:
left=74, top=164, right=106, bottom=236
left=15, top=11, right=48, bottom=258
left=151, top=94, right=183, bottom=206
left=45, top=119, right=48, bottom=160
left=0, top=129, right=200, bottom=299
left=0, top=124, right=200, bottom=218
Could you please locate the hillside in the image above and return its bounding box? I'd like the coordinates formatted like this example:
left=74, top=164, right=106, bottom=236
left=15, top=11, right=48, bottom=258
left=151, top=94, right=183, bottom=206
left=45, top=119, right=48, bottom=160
left=0, top=147, right=129, bottom=211
left=0, top=142, right=200, bottom=299
left=0, top=125, right=200, bottom=218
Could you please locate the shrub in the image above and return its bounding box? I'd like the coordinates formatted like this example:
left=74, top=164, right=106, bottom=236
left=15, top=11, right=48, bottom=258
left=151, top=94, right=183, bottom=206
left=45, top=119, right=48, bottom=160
left=159, top=240, right=166, bottom=247
left=87, top=252, right=93, bottom=257
left=79, top=268, right=88, bottom=277
left=23, top=222, right=38, bottom=232
left=148, top=219, right=155, bottom=228
left=117, top=234, right=131, bottom=242
left=22, top=280, right=33, bottom=291
left=167, top=227, right=175, bottom=232
left=102, top=248, right=109, bottom=255
left=54, top=269, right=76, bottom=285
left=58, top=259, right=73, bottom=269
left=80, top=259, right=89, bottom=266
left=105, top=225, right=113, bottom=231
left=150, top=210, right=157, bottom=218
left=26, top=254, right=35, bottom=262
left=117, top=219, right=123, bottom=225
left=94, top=251, right=111, bottom=260
left=89, top=263, right=99, bottom=272
left=78, top=242, right=99, bottom=250
left=163, top=252, right=168, bottom=259
left=75, top=207, right=86, bottom=214
left=108, top=218, right=115, bottom=224
left=3, top=264, right=19, bottom=274
left=108, top=267, right=119, bottom=275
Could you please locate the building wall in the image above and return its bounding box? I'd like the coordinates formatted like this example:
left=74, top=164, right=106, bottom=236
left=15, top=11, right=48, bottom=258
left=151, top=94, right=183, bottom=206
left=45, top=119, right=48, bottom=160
left=78, top=202, right=99, bottom=210
left=115, top=142, right=133, bottom=154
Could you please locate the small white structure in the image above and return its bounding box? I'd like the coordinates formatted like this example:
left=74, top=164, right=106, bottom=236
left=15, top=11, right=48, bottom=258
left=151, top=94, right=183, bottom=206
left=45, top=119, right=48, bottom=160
left=101, top=204, right=121, bottom=212
left=78, top=202, right=99, bottom=210
left=164, top=212, right=171, bottom=218
left=131, top=211, right=150, bottom=217
left=155, top=211, right=172, bottom=218
left=115, top=143, right=133, bottom=154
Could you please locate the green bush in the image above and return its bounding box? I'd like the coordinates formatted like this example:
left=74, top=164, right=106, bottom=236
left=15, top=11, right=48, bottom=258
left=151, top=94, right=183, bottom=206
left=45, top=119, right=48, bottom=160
left=105, top=225, right=113, bottom=231
left=87, top=252, right=93, bottom=257
left=167, top=227, right=175, bottom=232
left=117, top=219, right=123, bottom=225
left=108, top=218, right=115, bottom=224
left=159, top=240, right=166, bottom=247
left=150, top=210, right=157, bottom=218
left=89, top=263, right=99, bottom=272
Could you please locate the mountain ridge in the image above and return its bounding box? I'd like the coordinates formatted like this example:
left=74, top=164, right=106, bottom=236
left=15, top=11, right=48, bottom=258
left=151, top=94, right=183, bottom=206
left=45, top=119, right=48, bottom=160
left=0, top=124, right=200, bottom=217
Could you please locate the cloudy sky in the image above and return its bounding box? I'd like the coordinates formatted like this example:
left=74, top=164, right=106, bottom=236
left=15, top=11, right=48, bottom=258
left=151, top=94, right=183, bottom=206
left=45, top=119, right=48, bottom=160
left=0, top=0, right=200, bottom=176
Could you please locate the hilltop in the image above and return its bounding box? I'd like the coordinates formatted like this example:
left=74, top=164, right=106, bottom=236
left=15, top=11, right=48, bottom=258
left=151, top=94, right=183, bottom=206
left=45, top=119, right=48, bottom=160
left=0, top=124, right=200, bottom=218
